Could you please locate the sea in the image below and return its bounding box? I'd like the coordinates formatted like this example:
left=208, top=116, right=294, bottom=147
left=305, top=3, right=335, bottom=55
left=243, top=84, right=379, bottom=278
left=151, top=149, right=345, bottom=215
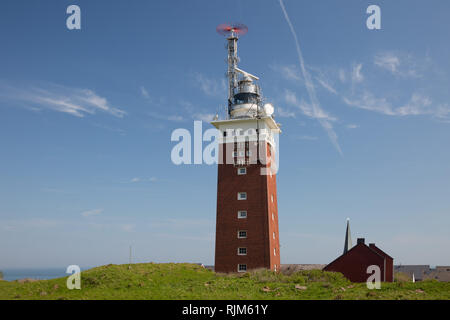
left=1, top=267, right=89, bottom=281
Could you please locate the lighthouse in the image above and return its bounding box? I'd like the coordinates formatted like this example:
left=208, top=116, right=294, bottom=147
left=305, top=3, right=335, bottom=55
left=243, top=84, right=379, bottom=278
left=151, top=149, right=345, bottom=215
left=211, top=23, right=281, bottom=273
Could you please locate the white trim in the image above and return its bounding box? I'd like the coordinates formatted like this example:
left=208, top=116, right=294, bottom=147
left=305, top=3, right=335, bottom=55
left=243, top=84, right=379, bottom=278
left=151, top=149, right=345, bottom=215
left=237, top=247, right=247, bottom=255
left=238, top=230, right=247, bottom=239
left=238, top=210, right=247, bottom=219
left=237, top=192, right=247, bottom=200
left=237, top=264, right=247, bottom=272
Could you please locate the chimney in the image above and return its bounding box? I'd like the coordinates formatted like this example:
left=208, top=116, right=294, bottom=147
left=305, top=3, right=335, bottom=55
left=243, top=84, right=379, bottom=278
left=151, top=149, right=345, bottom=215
left=357, top=238, right=365, bottom=245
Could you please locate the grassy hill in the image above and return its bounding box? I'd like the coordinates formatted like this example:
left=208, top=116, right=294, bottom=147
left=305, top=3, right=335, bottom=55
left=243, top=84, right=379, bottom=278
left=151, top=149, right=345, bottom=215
left=0, top=263, right=449, bottom=300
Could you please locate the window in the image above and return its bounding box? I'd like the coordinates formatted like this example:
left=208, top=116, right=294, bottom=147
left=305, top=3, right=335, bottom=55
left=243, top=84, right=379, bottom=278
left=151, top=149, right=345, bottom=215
left=232, top=151, right=238, bottom=157
left=272, top=213, right=275, bottom=221
left=246, top=150, right=252, bottom=156
left=238, top=211, right=247, bottom=219
left=238, top=192, right=247, bottom=200
left=273, top=232, right=275, bottom=240
left=238, top=247, right=247, bottom=255
left=274, top=248, right=276, bottom=256
left=274, top=264, right=277, bottom=272
left=271, top=195, right=274, bottom=203
left=238, top=264, right=247, bottom=272
left=237, top=168, right=247, bottom=175
left=239, top=151, right=245, bottom=157
left=238, top=230, right=247, bottom=239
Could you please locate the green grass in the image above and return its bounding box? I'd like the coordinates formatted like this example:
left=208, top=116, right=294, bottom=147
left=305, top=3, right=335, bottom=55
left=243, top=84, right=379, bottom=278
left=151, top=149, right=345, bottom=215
left=0, top=263, right=449, bottom=300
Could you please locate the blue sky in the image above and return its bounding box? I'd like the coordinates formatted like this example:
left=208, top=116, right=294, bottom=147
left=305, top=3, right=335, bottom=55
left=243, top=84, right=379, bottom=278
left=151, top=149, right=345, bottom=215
left=1, top=0, right=449, bottom=268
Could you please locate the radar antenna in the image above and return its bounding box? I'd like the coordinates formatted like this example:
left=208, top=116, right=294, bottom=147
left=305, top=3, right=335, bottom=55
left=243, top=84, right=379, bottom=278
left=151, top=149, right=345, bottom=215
left=216, top=23, right=248, bottom=117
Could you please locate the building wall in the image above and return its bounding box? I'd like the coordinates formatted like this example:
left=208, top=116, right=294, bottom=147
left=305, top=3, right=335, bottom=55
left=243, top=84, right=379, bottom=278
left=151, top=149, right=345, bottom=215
left=369, top=244, right=394, bottom=282
left=214, top=139, right=280, bottom=273
left=324, top=243, right=386, bottom=283
left=265, top=142, right=280, bottom=271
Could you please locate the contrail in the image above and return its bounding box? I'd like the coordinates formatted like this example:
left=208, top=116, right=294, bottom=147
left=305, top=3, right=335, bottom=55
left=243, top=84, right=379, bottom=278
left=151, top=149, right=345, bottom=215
left=278, top=0, right=343, bottom=156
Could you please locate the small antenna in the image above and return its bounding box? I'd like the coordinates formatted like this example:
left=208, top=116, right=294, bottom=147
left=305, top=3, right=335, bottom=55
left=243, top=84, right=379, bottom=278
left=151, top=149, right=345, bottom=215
left=129, top=245, right=132, bottom=264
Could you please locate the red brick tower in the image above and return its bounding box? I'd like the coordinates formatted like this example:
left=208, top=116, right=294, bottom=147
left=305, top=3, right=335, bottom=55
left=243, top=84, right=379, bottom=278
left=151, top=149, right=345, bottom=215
left=212, top=24, right=281, bottom=273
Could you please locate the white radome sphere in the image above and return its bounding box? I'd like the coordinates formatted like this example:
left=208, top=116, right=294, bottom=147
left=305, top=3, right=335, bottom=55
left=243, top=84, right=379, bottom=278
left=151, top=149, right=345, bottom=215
left=263, top=103, right=274, bottom=116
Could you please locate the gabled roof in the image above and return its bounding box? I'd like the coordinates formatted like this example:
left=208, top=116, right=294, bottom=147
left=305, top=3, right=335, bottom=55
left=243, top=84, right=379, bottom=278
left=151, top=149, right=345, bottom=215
left=324, top=240, right=386, bottom=270
left=369, top=243, right=393, bottom=260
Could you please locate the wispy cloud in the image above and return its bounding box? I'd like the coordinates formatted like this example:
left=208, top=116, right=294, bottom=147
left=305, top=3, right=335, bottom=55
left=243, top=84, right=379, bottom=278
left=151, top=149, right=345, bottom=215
left=193, top=113, right=215, bottom=122
left=270, top=64, right=301, bottom=81
left=0, top=82, right=126, bottom=118
left=146, top=99, right=219, bottom=123
left=315, top=76, right=337, bottom=94
left=374, top=52, right=422, bottom=78
left=276, top=106, right=296, bottom=118
left=338, top=69, right=346, bottom=83
left=351, top=63, right=364, bottom=84
left=346, top=124, right=359, bottom=129
left=343, top=91, right=394, bottom=115
left=284, top=89, right=337, bottom=122
left=291, top=135, right=318, bottom=141
left=140, top=86, right=150, bottom=99
left=343, top=91, right=448, bottom=119
left=193, top=73, right=226, bottom=97
left=81, top=208, right=104, bottom=217
left=279, top=0, right=342, bottom=156
left=374, top=52, right=400, bottom=75
left=127, top=177, right=157, bottom=183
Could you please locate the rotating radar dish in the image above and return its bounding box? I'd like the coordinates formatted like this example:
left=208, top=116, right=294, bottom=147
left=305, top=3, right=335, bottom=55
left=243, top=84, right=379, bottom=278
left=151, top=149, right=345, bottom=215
left=216, top=23, right=248, bottom=37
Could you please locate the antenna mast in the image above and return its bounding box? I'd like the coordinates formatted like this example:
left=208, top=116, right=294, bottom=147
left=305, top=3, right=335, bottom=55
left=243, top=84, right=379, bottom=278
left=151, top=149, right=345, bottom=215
left=216, top=23, right=248, bottom=118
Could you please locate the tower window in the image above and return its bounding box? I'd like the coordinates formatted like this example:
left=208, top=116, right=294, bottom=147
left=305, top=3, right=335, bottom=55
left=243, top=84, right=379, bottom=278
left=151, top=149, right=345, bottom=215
left=272, top=213, right=275, bottom=221
left=238, top=211, right=247, bottom=219
left=237, top=192, right=247, bottom=200
left=271, top=195, right=274, bottom=203
left=274, top=248, right=276, bottom=256
left=273, top=232, right=275, bottom=240
left=237, top=168, right=247, bottom=175
left=238, top=264, right=247, bottom=272
left=238, top=247, right=247, bottom=255
left=238, top=230, right=247, bottom=239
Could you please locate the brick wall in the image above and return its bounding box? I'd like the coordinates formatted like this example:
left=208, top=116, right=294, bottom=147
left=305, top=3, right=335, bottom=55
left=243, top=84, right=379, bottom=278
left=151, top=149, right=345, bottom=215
left=214, top=141, right=280, bottom=273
